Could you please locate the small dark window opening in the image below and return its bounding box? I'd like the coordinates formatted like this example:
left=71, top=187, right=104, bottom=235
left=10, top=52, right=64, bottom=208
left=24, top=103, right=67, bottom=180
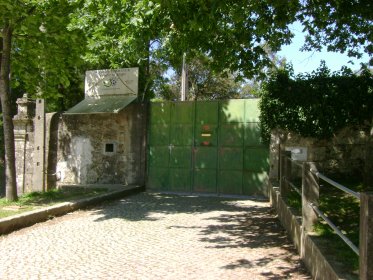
left=105, top=143, right=114, bottom=153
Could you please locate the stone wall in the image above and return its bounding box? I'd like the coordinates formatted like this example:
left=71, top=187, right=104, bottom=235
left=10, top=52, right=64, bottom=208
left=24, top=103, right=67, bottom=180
left=55, top=103, right=147, bottom=186
left=270, top=127, right=372, bottom=179
left=13, top=97, right=147, bottom=192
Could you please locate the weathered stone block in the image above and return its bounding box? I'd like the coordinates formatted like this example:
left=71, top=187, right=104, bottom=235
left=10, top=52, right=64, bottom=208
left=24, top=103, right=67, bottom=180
left=308, top=147, right=326, bottom=162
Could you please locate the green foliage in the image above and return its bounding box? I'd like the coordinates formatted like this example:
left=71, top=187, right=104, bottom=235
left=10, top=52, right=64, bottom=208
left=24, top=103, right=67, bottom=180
left=260, top=62, right=373, bottom=141
left=68, top=0, right=301, bottom=100
left=298, top=0, right=373, bottom=64
left=156, top=54, right=242, bottom=100
left=157, top=1, right=299, bottom=79
left=9, top=0, right=88, bottom=111
left=0, top=0, right=88, bottom=112
left=1, top=1, right=371, bottom=107
left=68, top=0, right=167, bottom=100
left=68, top=0, right=372, bottom=101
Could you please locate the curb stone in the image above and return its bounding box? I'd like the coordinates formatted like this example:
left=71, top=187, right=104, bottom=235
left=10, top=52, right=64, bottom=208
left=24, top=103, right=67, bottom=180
left=0, top=185, right=144, bottom=235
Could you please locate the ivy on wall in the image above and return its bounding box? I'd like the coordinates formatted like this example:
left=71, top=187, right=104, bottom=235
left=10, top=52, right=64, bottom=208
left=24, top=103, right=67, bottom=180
left=259, top=63, right=373, bottom=142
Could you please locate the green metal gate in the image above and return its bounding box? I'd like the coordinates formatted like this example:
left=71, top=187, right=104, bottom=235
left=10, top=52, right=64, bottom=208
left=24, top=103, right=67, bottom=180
left=147, top=99, right=269, bottom=196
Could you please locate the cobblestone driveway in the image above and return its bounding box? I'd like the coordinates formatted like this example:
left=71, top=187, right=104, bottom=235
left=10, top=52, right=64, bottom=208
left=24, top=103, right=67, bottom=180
left=0, top=192, right=310, bottom=280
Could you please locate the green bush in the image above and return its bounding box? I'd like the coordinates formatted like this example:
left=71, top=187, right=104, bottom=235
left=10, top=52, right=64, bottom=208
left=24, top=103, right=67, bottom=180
left=259, top=63, right=373, bottom=142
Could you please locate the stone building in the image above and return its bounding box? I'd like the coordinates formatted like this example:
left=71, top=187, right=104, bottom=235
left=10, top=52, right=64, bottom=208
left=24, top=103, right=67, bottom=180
left=13, top=68, right=147, bottom=194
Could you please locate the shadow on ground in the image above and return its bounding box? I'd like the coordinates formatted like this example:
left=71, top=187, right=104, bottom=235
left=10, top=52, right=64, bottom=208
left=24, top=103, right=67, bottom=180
left=93, top=192, right=267, bottom=222
left=92, top=192, right=310, bottom=279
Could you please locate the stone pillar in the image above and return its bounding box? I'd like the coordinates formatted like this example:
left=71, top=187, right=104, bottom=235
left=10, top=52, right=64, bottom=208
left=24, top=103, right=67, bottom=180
left=269, top=130, right=281, bottom=180
left=302, top=162, right=319, bottom=232
left=280, top=150, right=291, bottom=198
left=360, top=192, right=373, bottom=280
left=13, top=94, right=35, bottom=194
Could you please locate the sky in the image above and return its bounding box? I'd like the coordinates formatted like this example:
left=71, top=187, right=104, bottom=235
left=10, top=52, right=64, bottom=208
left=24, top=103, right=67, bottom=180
left=278, top=22, right=370, bottom=75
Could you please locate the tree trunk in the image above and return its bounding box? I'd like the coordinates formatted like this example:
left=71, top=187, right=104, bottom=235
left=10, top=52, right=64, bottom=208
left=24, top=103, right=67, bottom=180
left=0, top=24, right=18, bottom=201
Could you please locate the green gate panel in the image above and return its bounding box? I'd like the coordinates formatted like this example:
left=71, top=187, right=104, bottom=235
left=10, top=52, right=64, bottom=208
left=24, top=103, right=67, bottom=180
left=170, top=147, right=192, bottom=168
left=218, top=148, right=243, bottom=170
left=244, top=147, right=269, bottom=172
left=149, top=124, right=170, bottom=146
left=170, top=124, right=194, bottom=146
left=245, top=123, right=262, bottom=146
left=195, top=124, right=218, bottom=146
left=147, top=167, right=169, bottom=190
left=150, top=102, right=171, bottom=124
left=219, top=124, right=244, bottom=147
left=195, top=101, right=219, bottom=124
left=148, top=99, right=268, bottom=196
left=148, top=146, right=169, bottom=167
left=220, top=99, right=246, bottom=123
left=245, top=99, right=260, bottom=122
left=171, top=102, right=194, bottom=124
left=194, top=147, right=217, bottom=169
left=193, top=169, right=217, bottom=193
left=218, top=170, right=242, bottom=194
left=243, top=171, right=268, bottom=195
left=169, top=168, right=191, bottom=192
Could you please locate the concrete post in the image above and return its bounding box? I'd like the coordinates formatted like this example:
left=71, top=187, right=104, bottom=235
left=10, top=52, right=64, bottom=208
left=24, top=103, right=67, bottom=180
left=302, top=162, right=319, bottom=232
left=32, top=99, right=45, bottom=192
left=280, top=150, right=291, bottom=198
left=360, top=192, right=373, bottom=280
left=181, top=52, right=188, bottom=101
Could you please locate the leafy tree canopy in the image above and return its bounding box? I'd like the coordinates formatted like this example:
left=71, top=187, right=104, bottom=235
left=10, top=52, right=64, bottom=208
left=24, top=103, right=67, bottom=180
left=68, top=0, right=372, bottom=100
left=298, top=0, right=372, bottom=60
left=68, top=0, right=299, bottom=99
left=0, top=1, right=370, bottom=105
left=1, top=0, right=87, bottom=111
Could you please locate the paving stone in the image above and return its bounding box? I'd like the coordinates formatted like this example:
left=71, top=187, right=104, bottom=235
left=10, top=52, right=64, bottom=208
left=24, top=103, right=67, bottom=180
left=0, top=192, right=311, bottom=279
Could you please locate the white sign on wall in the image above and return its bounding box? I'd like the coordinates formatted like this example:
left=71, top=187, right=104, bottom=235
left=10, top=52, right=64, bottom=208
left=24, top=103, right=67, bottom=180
left=85, top=67, right=139, bottom=98
left=285, top=146, right=308, bottom=161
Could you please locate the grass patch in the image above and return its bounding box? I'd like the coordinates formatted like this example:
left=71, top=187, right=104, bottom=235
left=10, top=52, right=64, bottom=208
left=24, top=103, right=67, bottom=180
left=0, top=187, right=107, bottom=219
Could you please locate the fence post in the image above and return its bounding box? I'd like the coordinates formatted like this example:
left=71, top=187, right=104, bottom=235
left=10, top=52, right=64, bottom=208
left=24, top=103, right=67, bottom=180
left=280, top=150, right=291, bottom=198
left=302, top=162, right=319, bottom=232
left=360, top=192, right=373, bottom=280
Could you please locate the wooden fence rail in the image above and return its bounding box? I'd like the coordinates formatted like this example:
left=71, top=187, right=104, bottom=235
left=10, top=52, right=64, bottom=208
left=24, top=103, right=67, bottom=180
left=279, top=151, right=373, bottom=280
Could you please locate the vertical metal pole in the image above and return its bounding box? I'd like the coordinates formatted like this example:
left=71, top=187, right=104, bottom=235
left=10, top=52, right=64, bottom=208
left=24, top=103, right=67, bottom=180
left=360, top=192, right=373, bottom=280
left=181, top=53, right=188, bottom=101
